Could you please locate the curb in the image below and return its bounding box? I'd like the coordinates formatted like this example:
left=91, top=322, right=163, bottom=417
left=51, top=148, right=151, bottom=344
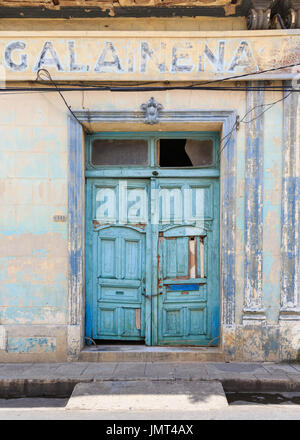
left=0, top=379, right=91, bottom=398
left=1, top=377, right=300, bottom=398
left=221, top=378, right=300, bottom=392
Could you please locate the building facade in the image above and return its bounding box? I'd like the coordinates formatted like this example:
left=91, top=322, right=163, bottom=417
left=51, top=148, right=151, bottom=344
left=0, top=0, right=299, bottom=362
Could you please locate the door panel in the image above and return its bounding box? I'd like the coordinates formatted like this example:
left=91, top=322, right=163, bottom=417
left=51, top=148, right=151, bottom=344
left=86, top=179, right=148, bottom=341
left=163, top=307, right=184, bottom=337
left=156, top=178, right=219, bottom=346
left=86, top=176, right=219, bottom=346
left=96, top=226, right=146, bottom=340
left=164, top=237, right=189, bottom=278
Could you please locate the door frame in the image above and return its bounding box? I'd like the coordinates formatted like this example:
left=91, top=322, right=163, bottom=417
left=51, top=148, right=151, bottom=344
left=67, top=109, right=237, bottom=358
left=85, top=132, right=219, bottom=346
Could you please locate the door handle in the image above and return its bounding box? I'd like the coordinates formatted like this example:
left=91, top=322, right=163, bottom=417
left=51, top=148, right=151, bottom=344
left=142, top=292, right=163, bottom=299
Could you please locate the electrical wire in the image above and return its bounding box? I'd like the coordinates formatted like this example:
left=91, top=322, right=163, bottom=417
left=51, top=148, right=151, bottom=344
left=192, top=61, right=300, bottom=86
left=33, top=65, right=300, bottom=142
left=36, top=69, right=92, bottom=134
left=1, top=64, right=299, bottom=153
left=35, top=68, right=300, bottom=155
left=0, top=86, right=299, bottom=93
left=217, top=89, right=292, bottom=159
left=34, top=60, right=300, bottom=88
left=0, top=61, right=298, bottom=95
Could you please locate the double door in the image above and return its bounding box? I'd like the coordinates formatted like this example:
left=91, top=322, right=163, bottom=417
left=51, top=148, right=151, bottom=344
left=86, top=177, right=219, bottom=346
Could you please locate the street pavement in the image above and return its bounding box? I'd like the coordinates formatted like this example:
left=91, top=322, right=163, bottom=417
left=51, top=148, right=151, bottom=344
left=0, top=362, right=300, bottom=419
left=0, top=398, right=300, bottom=419
left=1, top=361, right=300, bottom=392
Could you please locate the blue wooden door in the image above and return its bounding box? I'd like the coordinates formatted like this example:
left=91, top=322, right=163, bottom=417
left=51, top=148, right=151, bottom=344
left=85, top=132, right=220, bottom=346
left=86, top=179, right=149, bottom=341
left=155, top=178, right=219, bottom=346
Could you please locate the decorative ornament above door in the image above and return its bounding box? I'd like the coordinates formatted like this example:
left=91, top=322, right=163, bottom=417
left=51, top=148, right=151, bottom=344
left=141, top=97, right=163, bottom=125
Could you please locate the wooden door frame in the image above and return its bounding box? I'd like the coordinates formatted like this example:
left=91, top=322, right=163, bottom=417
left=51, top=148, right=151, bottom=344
left=84, top=133, right=219, bottom=346
left=67, top=109, right=237, bottom=359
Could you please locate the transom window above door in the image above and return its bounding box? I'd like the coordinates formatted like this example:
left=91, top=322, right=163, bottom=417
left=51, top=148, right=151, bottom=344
left=91, top=139, right=149, bottom=166
left=86, top=133, right=219, bottom=170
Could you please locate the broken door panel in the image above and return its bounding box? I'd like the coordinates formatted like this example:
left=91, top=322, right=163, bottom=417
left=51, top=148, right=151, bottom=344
left=156, top=178, right=219, bottom=346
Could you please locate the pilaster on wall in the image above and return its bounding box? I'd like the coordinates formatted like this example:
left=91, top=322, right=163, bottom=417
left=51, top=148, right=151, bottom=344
left=243, top=82, right=266, bottom=323
left=221, top=112, right=237, bottom=327
left=280, top=83, right=300, bottom=321
left=67, top=115, right=84, bottom=359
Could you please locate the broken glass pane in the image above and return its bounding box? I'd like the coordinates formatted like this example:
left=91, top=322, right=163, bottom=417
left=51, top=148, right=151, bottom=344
left=159, top=139, right=214, bottom=167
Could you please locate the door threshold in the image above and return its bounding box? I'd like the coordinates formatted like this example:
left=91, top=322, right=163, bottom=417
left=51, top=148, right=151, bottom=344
left=79, top=344, right=225, bottom=362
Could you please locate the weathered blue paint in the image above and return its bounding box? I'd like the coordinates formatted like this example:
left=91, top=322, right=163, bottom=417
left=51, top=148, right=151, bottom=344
left=156, top=178, right=219, bottom=346
left=263, top=98, right=282, bottom=323
left=0, top=151, right=14, bottom=178
left=0, top=283, right=67, bottom=307
left=7, top=337, right=56, bottom=353
left=0, top=307, right=65, bottom=324
left=85, top=132, right=220, bottom=346
left=0, top=106, right=69, bottom=356
left=262, top=326, right=280, bottom=358
left=244, top=82, right=265, bottom=319
left=48, top=153, right=66, bottom=179
left=68, top=115, right=84, bottom=333
left=85, top=178, right=150, bottom=342
left=280, top=85, right=300, bottom=317
left=168, top=284, right=199, bottom=291
left=221, top=112, right=237, bottom=326
left=15, top=153, right=49, bottom=179
left=91, top=223, right=146, bottom=340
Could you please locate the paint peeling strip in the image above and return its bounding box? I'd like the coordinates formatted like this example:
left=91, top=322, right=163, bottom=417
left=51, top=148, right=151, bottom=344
left=200, top=236, right=205, bottom=279
left=189, top=237, right=196, bottom=279
left=136, top=309, right=141, bottom=330
left=6, top=337, right=56, bottom=353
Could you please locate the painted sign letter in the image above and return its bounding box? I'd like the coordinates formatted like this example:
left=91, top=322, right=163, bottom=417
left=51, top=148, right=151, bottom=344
left=171, top=42, right=194, bottom=73
left=140, top=42, right=166, bottom=73
left=94, top=42, right=123, bottom=73
left=33, top=41, right=64, bottom=71
left=4, top=41, right=28, bottom=72
left=204, top=41, right=225, bottom=72
left=228, top=40, right=258, bottom=72
left=68, top=41, right=89, bottom=72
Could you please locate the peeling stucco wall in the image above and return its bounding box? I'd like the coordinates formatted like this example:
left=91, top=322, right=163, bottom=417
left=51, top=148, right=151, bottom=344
left=0, top=29, right=299, bottom=362
left=223, top=81, right=300, bottom=362
left=0, top=93, right=69, bottom=361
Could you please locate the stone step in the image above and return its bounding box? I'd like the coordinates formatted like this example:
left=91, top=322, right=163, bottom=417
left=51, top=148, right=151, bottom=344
left=78, top=346, right=225, bottom=362
left=66, top=380, right=228, bottom=411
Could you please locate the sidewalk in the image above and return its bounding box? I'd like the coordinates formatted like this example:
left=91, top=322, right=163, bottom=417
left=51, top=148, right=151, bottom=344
left=1, top=362, right=300, bottom=398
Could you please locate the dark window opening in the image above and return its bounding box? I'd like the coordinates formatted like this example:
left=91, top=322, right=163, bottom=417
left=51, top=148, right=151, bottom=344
left=159, top=138, right=214, bottom=167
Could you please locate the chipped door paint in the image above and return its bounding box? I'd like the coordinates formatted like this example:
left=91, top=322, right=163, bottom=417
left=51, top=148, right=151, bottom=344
left=86, top=179, right=148, bottom=341
left=86, top=177, right=219, bottom=345
left=85, top=133, right=220, bottom=346
left=156, top=178, right=219, bottom=346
